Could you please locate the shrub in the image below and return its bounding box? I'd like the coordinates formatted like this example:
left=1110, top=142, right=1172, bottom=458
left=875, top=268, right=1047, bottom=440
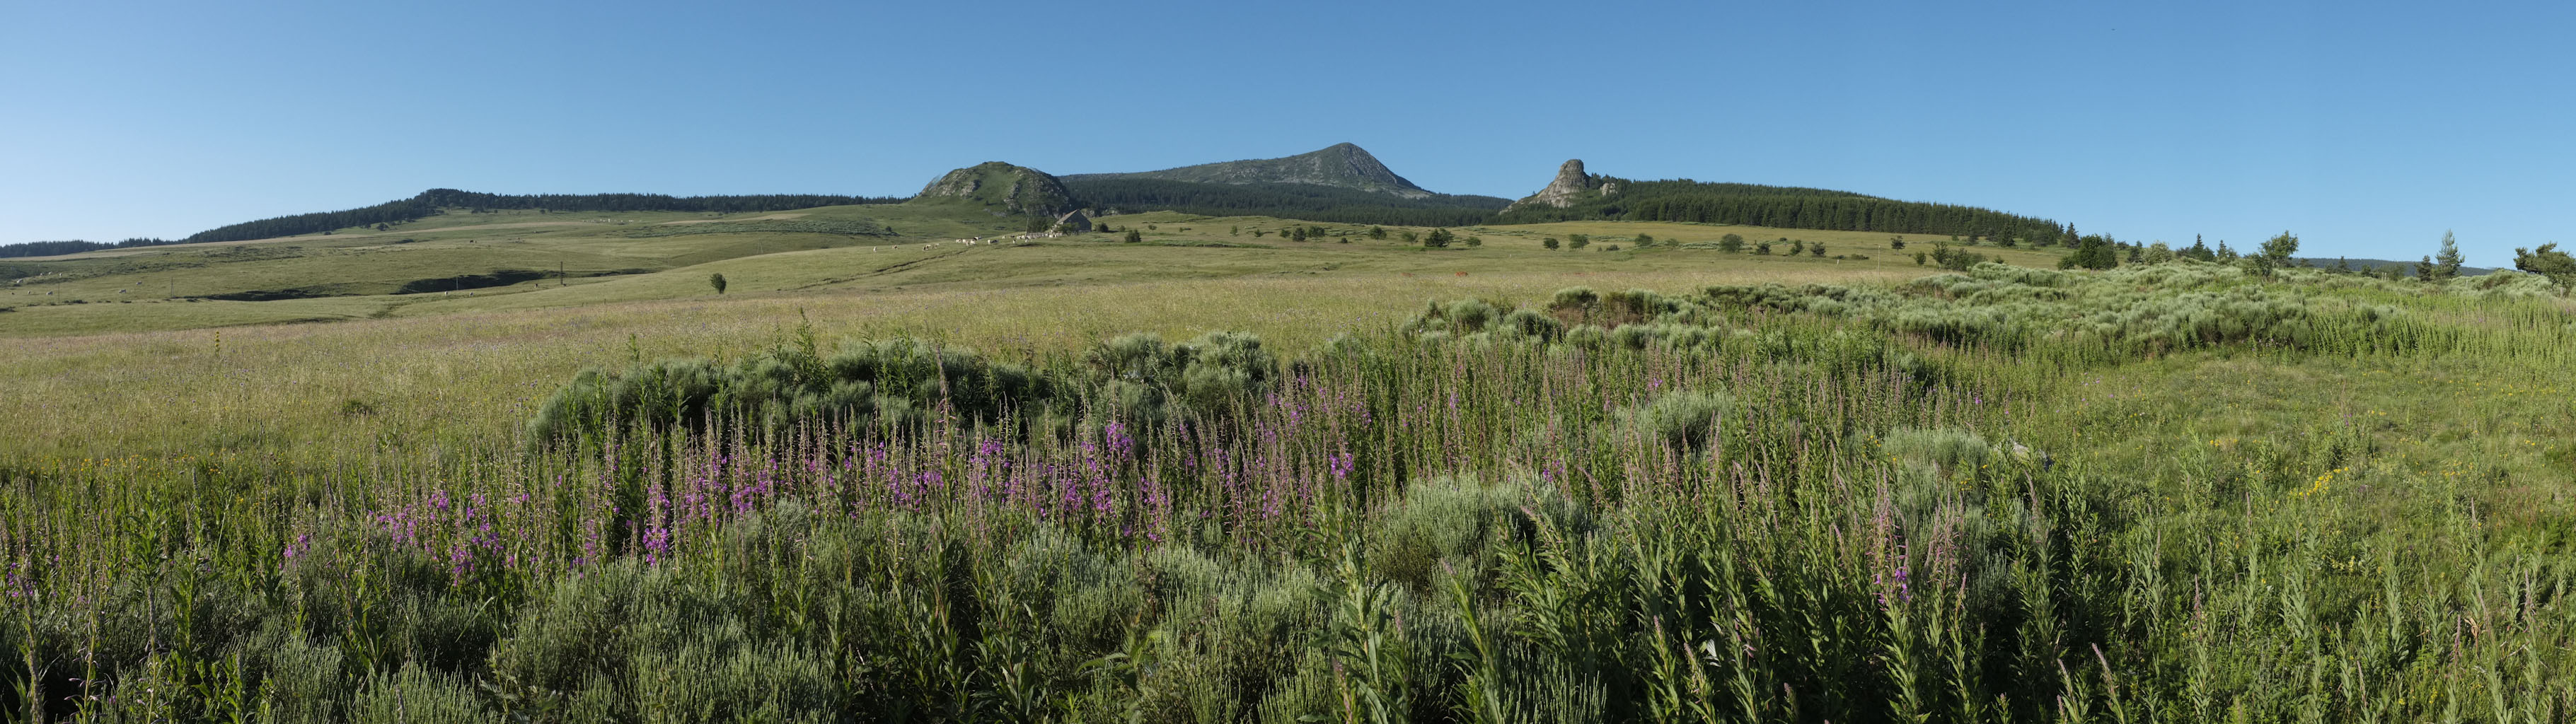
left=1620, top=389, right=1734, bottom=449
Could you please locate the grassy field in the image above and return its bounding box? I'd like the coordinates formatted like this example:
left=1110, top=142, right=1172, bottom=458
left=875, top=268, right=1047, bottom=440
left=0, top=208, right=2051, bottom=337
left=8, top=200, right=2575, bottom=722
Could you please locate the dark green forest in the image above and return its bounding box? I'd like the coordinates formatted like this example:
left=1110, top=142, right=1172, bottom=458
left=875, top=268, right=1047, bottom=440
left=1496, top=178, right=2072, bottom=244
left=0, top=238, right=174, bottom=259
left=183, top=189, right=906, bottom=244
left=1062, top=178, right=1511, bottom=227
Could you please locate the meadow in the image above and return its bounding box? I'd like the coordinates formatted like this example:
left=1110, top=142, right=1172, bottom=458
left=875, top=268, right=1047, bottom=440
left=4, top=209, right=2572, bottom=723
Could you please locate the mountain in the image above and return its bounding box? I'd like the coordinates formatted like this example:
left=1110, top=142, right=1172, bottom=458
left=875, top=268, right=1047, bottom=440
left=909, top=162, right=1080, bottom=217
left=1063, top=143, right=1438, bottom=199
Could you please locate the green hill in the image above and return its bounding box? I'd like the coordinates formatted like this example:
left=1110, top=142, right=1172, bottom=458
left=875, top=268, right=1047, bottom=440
left=907, top=162, right=1080, bottom=218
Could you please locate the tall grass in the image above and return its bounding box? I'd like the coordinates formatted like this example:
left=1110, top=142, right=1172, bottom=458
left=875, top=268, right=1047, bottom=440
left=4, top=267, right=2570, bottom=721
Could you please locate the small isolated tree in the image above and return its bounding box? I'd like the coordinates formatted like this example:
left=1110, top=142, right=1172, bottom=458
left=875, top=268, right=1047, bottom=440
left=1543, top=237, right=1560, bottom=250
left=1717, top=234, right=1744, bottom=252
left=1914, top=251, right=1929, bottom=266
left=2432, top=230, right=2465, bottom=281
left=2256, top=230, right=2299, bottom=277
left=1889, top=235, right=1906, bottom=250
left=1465, top=235, right=1482, bottom=247
left=2413, top=255, right=2436, bottom=281
left=707, top=273, right=728, bottom=295
left=1788, top=240, right=1806, bottom=256
left=1755, top=240, right=1772, bottom=255
left=1423, top=228, right=1454, bottom=248
left=1810, top=242, right=1826, bottom=257
left=1124, top=229, right=1143, bottom=243
left=1634, top=233, right=1655, bottom=247
left=1568, top=234, right=1589, bottom=250
left=1400, top=230, right=1419, bottom=244
left=1368, top=226, right=1387, bottom=240
left=1230, top=226, right=1240, bottom=236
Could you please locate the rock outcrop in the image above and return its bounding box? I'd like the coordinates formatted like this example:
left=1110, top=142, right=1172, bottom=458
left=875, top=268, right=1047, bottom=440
left=1504, top=159, right=1617, bottom=211
left=911, top=162, right=1080, bottom=216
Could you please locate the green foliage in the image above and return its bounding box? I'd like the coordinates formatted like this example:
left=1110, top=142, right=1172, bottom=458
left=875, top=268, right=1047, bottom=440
left=2432, top=230, right=2466, bottom=281
left=1567, top=233, right=1588, bottom=250
left=1719, top=233, right=1745, bottom=252
left=2514, top=242, right=2575, bottom=288
left=1495, top=177, right=2073, bottom=245
left=13, top=258, right=2576, bottom=724
left=706, top=272, right=727, bottom=295
left=1619, top=389, right=1733, bottom=449
left=1125, top=229, right=1144, bottom=243
left=527, top=335, right=1076, bottom=444
left=1542, top=237, right=1559, bottom=250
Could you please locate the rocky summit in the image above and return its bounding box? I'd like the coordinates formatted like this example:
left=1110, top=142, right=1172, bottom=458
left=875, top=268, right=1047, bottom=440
left=1504, top=158, right=1618, bottom=212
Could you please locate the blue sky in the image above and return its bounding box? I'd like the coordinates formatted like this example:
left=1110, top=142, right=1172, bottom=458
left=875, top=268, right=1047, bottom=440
left=4, top=0, right=2568, bottom=265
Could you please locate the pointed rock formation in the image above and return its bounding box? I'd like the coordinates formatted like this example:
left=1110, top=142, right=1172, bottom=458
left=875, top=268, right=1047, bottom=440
left=1504, top=159, right=1617, bottom=211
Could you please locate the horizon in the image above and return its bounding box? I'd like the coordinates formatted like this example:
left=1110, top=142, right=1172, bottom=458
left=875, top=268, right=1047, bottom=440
left=4, top=0, right=2569, bottom=267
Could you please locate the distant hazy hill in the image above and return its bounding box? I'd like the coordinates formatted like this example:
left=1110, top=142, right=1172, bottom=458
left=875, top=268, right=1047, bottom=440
left=1063, top=143, right=1452, bottom=200
left=1059, top=143, right=1508, bottom=226
left=185, top=189, right=902, bottom=245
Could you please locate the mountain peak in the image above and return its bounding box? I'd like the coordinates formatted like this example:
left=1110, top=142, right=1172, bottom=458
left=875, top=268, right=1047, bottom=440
left=1062, top=144, right=1433, bottom=199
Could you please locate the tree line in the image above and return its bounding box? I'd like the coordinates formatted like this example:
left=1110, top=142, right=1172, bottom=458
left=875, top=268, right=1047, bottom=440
left=1496, top=178, right=2072, bottom=244
left=184, top=189, right=904, bottom=244
left=0, top=238, right=175, bottom=258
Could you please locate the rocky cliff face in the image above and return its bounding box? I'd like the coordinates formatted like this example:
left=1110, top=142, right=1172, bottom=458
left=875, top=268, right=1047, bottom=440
left=913, top=162, right=1079, bottom=216
left=1504, top=159, right=1617, bottom=211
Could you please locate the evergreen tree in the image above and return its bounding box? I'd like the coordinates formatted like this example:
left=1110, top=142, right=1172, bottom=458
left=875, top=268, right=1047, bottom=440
left=707, top=273, right=727, bottom=295
left=2512, top=243, right=2575, bottom=287
left=1568, top=234, right=1589, bottom=250
left=1124, top=229, right=1143, bottom=243
left=1543, top=238, right=1560, bottom=250
left=1718, top=234, right=1744, bottom=252
left=2432, top=230, right=2465, bottom=280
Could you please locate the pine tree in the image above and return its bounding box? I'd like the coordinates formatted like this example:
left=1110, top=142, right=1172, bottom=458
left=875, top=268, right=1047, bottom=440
left=2432, top=230, right=2465, bottom=280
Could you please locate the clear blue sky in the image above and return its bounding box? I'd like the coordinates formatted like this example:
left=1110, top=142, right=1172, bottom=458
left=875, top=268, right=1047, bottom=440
left=4, top=0, right=2568, bottom=266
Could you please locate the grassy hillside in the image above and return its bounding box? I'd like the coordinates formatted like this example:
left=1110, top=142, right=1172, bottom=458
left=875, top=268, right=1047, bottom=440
left=0, top=208, right=2056, bottom=337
